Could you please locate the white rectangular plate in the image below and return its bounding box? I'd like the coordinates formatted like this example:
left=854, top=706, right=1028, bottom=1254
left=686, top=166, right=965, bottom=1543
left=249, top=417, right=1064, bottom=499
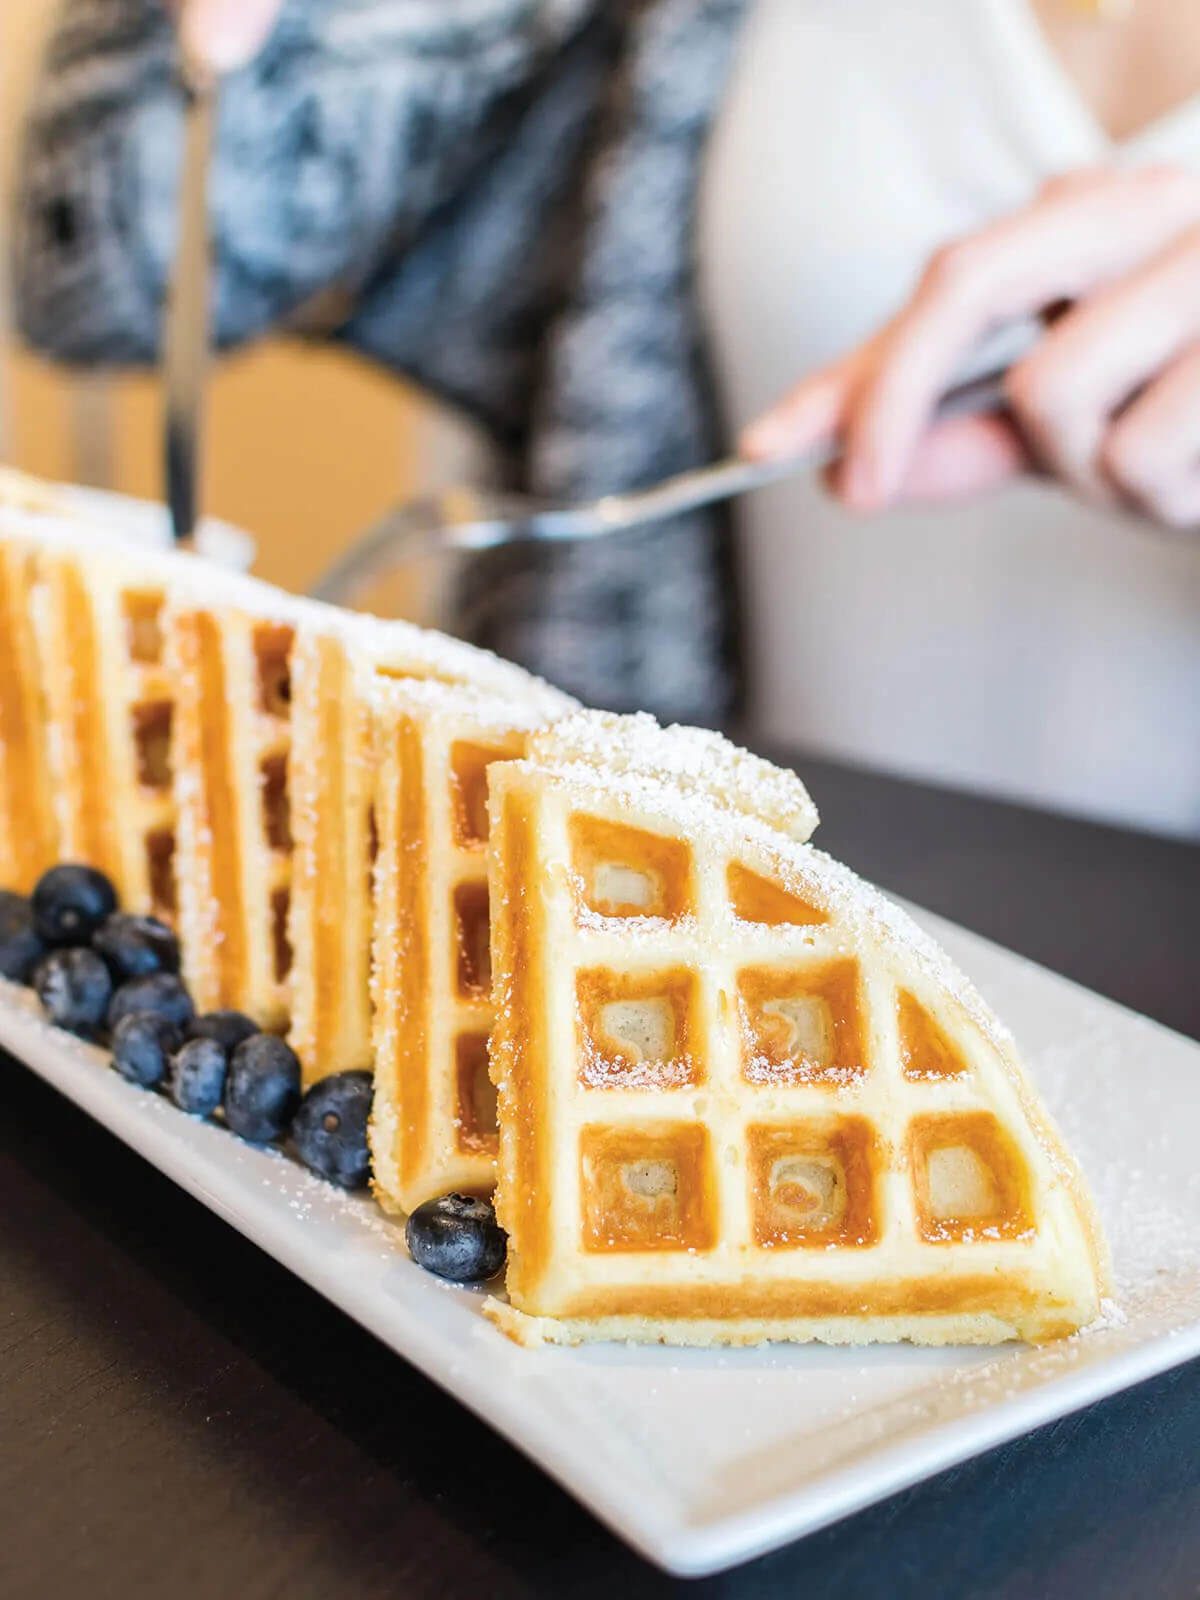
left=3, top=904, right=1199, bottom=1578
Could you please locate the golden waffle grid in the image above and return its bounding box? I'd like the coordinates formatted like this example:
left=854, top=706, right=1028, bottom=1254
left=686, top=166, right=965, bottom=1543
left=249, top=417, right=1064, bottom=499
left=0, top=505, right=189, bottom=904
left=34, top=546, right=187, bottom=918
left=0, top=473, right=335, bottom=1029
left=0, top=536, right=58, bottom=891
left=368, top=679, right=563, bottom=1213
left=287, top=625, right=574, bottom=1085
left=168, top=599, right=300, bottom=1025
left=486, top=730, right=1109, bottom=1346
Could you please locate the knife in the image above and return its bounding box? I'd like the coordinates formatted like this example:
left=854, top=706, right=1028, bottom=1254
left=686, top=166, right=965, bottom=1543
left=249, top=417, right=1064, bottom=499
left=163, top=64, right=217, bottom=546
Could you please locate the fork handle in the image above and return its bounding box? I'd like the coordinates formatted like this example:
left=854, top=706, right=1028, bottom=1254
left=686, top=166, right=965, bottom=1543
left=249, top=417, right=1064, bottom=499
left=309, top=364, right=1011, bottom=606
left=589, top=366, right=1010, bottom=534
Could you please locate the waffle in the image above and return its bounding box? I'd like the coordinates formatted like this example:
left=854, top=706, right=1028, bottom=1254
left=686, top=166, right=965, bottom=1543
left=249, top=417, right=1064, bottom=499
left=286, top=621, right=574, bottom=1084
left=368, top=679, right=571, bottom=1214
left=0, top=504, right=181, bottom=898
left=36, top=541, right=178, bottom=914
left=483, top=712, right=1110, bottom=1348
left=166, top=577, right=313, bottom=1025
left=0, top=521, right=60, bottom=890
left=0, top=465, right=70, bottom=515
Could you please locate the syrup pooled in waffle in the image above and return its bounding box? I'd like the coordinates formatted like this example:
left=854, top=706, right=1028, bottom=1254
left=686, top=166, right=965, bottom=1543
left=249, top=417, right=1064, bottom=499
left=484, top=713, right=1110, bottom=1347
left=369, top=679, right=569, bottom=1213
left=286, top=621, right=573, bottom=1085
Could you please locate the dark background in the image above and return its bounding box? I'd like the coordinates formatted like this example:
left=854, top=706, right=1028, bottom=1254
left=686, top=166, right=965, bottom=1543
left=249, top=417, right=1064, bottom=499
left=3, top=751, right=1198, bottom=1599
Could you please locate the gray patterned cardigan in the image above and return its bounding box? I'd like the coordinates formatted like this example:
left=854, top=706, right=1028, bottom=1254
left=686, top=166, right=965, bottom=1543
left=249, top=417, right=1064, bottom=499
left=12, top=0, right=748, bottom=723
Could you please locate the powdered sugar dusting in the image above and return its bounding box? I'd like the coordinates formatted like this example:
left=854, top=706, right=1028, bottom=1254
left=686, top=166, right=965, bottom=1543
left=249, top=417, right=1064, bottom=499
left=370, top=674, right=576, bottom=732
left=0, top=487, right=576, bottom=711
left=526, top=754, right=1015, bottom=1061
left=530, top=711, right=819, bottom=843
left=741, top=1053, right=864, bottom=1089
left=578, top=1041, right=698, bottom=1091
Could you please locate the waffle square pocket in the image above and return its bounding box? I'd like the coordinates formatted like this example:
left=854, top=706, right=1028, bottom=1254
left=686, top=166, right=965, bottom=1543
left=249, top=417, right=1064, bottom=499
left=580, top=1122, right=715, bottom=1252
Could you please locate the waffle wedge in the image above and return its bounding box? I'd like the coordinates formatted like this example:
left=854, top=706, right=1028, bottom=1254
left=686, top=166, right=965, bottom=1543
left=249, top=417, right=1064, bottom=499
left=0, top=465, right=70, bottom=515
left=0, top=521, right=60, bottom=890
left=484, top=712, right=1110, bottom=1348
left=369, top=679, right=570, bottom=1214
left=166, top=579, right=312, bottom=1025
left=0, top=505, right=182, bottom=897
left=286, top=621, right=573, bottom=1084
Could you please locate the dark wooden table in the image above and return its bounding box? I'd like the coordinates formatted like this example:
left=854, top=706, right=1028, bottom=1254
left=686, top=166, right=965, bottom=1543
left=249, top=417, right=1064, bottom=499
left=3, top=753, right=1199, bottom=1600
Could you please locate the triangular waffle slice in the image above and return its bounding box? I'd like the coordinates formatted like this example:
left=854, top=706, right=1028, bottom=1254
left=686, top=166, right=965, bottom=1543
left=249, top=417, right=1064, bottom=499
left=368, top=679, right=569, bottom=1213
left=484, top=713, right=1110, bottom=1347
left=166, top=572, right=312, bottom=1026
left=35, top=538, right=177, bottom=915
left=0, top=504, right=181, bottom=898
left=0, top=466, right=69, bottom=515
left=0, top=515, right=61, bottom=890
left=286, top=619, right=574, bottom=1084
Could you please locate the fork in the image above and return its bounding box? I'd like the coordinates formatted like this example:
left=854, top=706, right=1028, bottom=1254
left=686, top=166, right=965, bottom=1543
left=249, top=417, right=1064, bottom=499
left=310, top=367, right=1007, bottom=609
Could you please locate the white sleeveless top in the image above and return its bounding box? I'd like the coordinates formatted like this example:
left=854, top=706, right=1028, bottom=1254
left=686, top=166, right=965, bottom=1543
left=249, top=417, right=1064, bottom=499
left=699, top=0, right=1200, bottom=838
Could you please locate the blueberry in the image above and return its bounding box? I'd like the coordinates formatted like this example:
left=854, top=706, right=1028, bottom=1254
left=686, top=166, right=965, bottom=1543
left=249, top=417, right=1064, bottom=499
left=31, top=864, right=117, bottom=945
left=186, top=1009, right=260, bottom=1052
left=111, top=1012, right=182, bottom=1088
left=405, top=1193, right=507, bottom=1285
left=33, top=947, right=113, bottom=1034
left=225, top=1034, right=301, bottom=1143
left=168, top=1036, right=228, bottom=1117
left=291, top=1070, right=372, bottom=1188
left=0, top=891, right=47, bottom=982
left=107, top=972, right=195, bottom=1034
left=93, top=912, right=180, bottom=980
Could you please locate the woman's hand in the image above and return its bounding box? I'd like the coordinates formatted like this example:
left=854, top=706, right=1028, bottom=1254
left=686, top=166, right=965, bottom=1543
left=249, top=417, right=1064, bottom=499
left=169, top=0, right=284, bottom=74
left=742, top=166, right=1200, bottom=529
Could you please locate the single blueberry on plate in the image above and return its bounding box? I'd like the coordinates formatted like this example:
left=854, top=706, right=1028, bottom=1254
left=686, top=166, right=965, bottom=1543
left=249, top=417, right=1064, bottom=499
left=0, top=891, right=46, bottom=982
left=31, top=864, right=118, bottom=945
left=186, top=1009, right=259, bottom=1052
left=34, top=947, right=113, bottom=1034
left=405, top=1193, right=507, bottom=1285
left=93, top=912, right=180, bottom=980
left=111, top=1012, right=182, bottom=1088
left=225, top=1033, right=301, bottom=1143
left=168, top=1036, right=228, bottom=1116
left=107, top=971, right=195, bottom=1034
left=291, top=1070, right=373, bottom=1188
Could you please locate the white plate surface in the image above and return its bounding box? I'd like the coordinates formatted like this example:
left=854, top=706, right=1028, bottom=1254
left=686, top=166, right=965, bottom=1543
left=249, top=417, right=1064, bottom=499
left=3, top=906, right=1199, bottom=1578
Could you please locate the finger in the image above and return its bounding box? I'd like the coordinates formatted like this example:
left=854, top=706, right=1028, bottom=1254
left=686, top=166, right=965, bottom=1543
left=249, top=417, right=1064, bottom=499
left=177, top=0, right=283, bottom=74
left=898, top=413, right=1031, bottom=503
left=823, top=413, right=1028, bottom=504
left=842, top=168, right=1200, bottom=508
left=1005, top=225, right=1200, bottom=499
left=739, top=353, right=861, bottom=462
left=1101, top=341, right=1200, bottom=528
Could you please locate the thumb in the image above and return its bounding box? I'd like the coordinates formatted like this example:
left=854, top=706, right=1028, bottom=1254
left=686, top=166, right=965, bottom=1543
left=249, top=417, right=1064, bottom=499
left=174, top=0, right=283, bottom=74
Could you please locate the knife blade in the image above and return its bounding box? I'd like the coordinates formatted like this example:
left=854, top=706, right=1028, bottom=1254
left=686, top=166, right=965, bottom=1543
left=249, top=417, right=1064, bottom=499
left=163, top=70, right=217, bottom=546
